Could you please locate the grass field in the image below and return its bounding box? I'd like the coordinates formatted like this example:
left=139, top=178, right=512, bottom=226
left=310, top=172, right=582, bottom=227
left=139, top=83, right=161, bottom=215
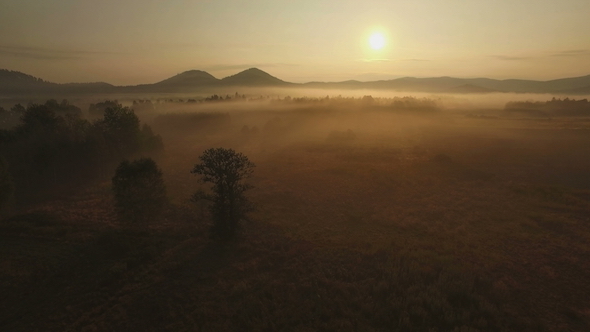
left=2, top=106, right=590, bottom=331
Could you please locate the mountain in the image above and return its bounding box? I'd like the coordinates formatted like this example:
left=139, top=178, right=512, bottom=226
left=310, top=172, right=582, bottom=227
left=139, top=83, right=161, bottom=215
left=0, top=69, right=55, bottom=93
left=220, top=68, right=291, bottom=86
left=446, top=84, right=498, bottom=94
left=154, top=70, right=219, bottom=87
left=122, top=70, right=222, bottom=93
left=560, top=85, right=590, bottom=94
left=459, top=75, right=590, bottom=93
left=371, top=76, right=471, bottom=91
left=121, top=68, right=290, bottom=93
left=59, top=82, right=116, bottom=93
left=2, top=68, right=590, bottom=96
left=0, top=69, right=114, bottom=95
left=303, top=75, right=590, bottom=94
left=544, top=75, right=590, bottom=92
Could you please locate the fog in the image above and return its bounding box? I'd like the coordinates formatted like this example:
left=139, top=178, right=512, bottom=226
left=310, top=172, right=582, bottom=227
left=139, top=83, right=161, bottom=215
left=3, top=87, right=588, bottom=115
left=2, top=90, right=590, bottom=331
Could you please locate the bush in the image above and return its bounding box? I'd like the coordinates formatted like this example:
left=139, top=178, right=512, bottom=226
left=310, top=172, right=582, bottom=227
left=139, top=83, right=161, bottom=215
left=112, top=158, right=167, bottom=226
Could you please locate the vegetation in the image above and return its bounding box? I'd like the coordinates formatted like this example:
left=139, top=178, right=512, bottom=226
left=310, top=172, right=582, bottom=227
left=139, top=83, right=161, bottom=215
left=326, top=129, right=356, bottom=144
left=505, top=98, right=590, bottom=116
left=0, top=100, right=162, bottom=205
left=112, top=158, right=167, bottom=226
left=191, top=148, right=255, bottom=239
left=1, top=96, right=589, bottom=331
left=390, top=96, right=440, bottom=111
left=88, top=100, right=119, bottom=119
left=0, top=156, right=13, bottom=216
left=0, top=104, right=25, bottom=129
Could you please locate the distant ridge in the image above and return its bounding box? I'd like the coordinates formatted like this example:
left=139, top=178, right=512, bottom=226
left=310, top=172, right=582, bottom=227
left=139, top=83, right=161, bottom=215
left=0, top=69, right=55, bottom=93
left=0, top=69, right=115, bottom=94
left=447, top=84, right=498, bottom=94
left=2, top=68, right=590, bottom=96
left=561, top=85, right=590, bottom=94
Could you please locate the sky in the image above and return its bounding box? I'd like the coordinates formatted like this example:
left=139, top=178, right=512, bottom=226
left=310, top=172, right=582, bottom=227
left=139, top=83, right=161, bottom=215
left=1, top=0, right=589, bottom=85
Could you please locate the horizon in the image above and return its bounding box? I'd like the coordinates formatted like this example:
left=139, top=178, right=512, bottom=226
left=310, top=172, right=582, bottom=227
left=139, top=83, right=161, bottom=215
left=3, top=66, right=590, bottom=87
left=1, top=1, right=589, bottom=85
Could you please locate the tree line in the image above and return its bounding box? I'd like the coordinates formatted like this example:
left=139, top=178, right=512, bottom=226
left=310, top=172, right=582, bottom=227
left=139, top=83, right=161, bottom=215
left=1, top=99, right=256, bottom=240
left=505, top=98, right=590, bottom=116
left=111, top=147, right=255, bottom=240
left=0, top=99, right=163, bottom=209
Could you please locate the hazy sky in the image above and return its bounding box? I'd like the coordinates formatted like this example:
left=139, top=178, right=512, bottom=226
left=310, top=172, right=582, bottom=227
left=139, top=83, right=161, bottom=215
left=1, top=0, right=589, bottom=85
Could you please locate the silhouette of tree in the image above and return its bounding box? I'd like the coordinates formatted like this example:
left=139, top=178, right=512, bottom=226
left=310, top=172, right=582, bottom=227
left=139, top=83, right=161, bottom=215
left=0, top=107, right=8, bottom=129
left=112, top=158, right=167, bottom=226
left=44, top=99, right=82, bottom=118
left=0, top=104, right=25, bottom=129
left=139, top=124, right=164, bottom=152
left=0, top=99, right=164, bottom=203
left=18, top=104, right=62, bottom=134
left=99, top=104, right=141, bottom=156
left=88, top=100, right=119, bottom=119
left=0, top=156, right=13, bottom=216
left=10, top=104, right=25, bottom=115
left=362, top=95, right=374, bottom=105
left=191, top=148, right=255, bottom=239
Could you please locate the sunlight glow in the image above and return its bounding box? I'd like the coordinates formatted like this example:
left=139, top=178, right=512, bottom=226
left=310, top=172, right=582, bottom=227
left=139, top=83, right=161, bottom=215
left=369, top=33, right=385, bottom=50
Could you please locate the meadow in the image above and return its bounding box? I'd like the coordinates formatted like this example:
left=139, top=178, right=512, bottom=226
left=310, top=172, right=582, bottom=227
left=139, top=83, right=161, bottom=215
left=1, top=97, right=590, bottom=331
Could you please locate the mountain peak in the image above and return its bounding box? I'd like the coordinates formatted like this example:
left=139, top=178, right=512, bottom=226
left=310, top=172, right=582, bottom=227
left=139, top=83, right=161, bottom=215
left=242, top=67, right=266, bottom=73
left=180, top=69, right=214, bottom=76
left=155, top=70, right=218, bottom=86
left=221, top=68, right=289, bottom=86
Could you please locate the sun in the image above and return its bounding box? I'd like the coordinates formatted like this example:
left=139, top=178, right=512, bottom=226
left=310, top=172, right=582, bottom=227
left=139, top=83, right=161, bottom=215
left=369, top=32, right=385, bottom=50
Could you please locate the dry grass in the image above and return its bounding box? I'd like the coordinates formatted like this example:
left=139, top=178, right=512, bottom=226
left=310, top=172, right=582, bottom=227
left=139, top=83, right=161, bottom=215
left=1, top=108, right=590, bottom=331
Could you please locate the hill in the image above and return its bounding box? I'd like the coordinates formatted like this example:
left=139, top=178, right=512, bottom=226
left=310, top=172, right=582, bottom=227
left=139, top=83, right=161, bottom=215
left=0, top=69, right=115, bottom=95
left=2, top=68, right=590, bottom=95
left=0, top=69, right=55, bottom=93
left=560, top=85, right=590, bottom=94
left=154, top=70, right=220, bottom=87
left=447, top=84, right=498, bottom=94
left=220, top=68, right=291, bottom=87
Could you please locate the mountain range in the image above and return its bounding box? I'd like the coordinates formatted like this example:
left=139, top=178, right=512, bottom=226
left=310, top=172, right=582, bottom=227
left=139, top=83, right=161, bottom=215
left=2, top=67, right=590, bottom=95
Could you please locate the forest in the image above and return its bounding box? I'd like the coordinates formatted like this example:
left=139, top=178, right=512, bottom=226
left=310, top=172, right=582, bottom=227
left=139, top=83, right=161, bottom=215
left=1, top=94, right=590, bottom=331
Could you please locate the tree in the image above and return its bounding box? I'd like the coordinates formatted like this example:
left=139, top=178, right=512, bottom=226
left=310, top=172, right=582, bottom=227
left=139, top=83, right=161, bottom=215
left=100, top=104, right=141, bottom=156
left=96, top=103, right=162, bottom=157
left=44, top=99, right=82, bottom=118
left=18, top=104, right=63, bottom=134
left=88, top=100, right=119, bottom=119
left=112, top=158, right=167, bottom=226
left=0, top=156, right=14, bottom=217
left=191, top=148, right=255, bottom=239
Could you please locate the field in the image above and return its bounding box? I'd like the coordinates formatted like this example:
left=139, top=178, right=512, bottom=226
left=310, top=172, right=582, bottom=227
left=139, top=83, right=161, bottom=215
left=2, top=101, right=590, bottom=331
